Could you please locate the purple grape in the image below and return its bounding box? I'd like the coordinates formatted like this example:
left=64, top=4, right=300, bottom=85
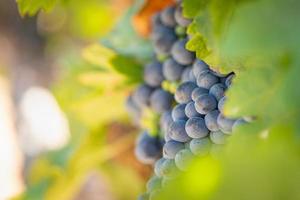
left=189, top=137, right=212, bottom=156
left=217, top=114, right=236, bottom=134
left=169, top=120, right=191, bottom=142
left=209, top=83, right=226, bottom=101
left=172, top=104, right=187, bottom=121
left=196, top=70, right=219, bottom=89
left=162, top=58, right=185, bottom=81
left=210, top=130, right=228, bottom=145
left=163, top=140, right=185, bottom=159
left=185, top=101, right=202, bottom=118
left=204, top=110, right=220, bottom=132
left=144, top=61, right=164, bottom=87
left=191, top=87, right=209, bottom=102
left=174, top=6, right=192, bottom=27
left=195, top=94, right=217, bottom=115
left=192, top=59, right=209, bottom=77
left=160, top=6, right=176, bottom=27
left=133, top=84, right=154, bottom=107
left=171, top=39, right=195, bottom=65
left=175, top=81, right=198, bottom=103
left=150, top=89, right=173, bottom=114
left=185, top=117, right=209, bottom=139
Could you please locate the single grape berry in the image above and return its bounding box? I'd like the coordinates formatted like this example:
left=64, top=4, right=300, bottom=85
left=135, top=132, right=162, bottom=164
left=210, top=130, right=228, bottom=145
left=209, top=83, right=226, bottom=101
left=195, top=93, right=217, bottom=115
left=191, top=87, right=209, bottom=102
left=160, top=111, right=173, bottom=133
left=125, top=95, right=141, bottom=125
left=174, top=6, right=192, bottom=27
left=192, top=59, right=209, bottom=77
left=185, top=101, right=202, bottom=118
left=204, top=110, right=220, bottom=132
left=172, top=104, right=187, bottom=121
left=189, top=137, right=212, bottom=156
left=175, top=81, right=198, bottom=104
left=169, top=120, right=191, bottom=142
left=133, top=84, right=154, bottom=107
left=196, top=70, right=219, bottom=89
left=171, top=39, right=195, bottom=65
left=185, top=117, right=209, bottom=139
left=144, top=61, right=164, bottom=87
left=175, top=148, right=195, bottom=171
left=181, top=67, right=194, bottom=83
left=150, top=89, right=173, bottom=114
left=162, top=58, right=185, bottom=81
left=163, top=140, right=185, bottom=159
left=218, top=96, right=227, bottom=113
left=153, top=30, right=177, bottom=56
left=160, top=6, right=176, bottom=27
left=217, top=114, right=236, bottom=134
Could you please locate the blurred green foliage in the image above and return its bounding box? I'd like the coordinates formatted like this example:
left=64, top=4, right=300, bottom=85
left=15, top=0, right=300, bottom=199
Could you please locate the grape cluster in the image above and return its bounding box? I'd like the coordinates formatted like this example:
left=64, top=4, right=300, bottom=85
left=134, top=3, right=247, bottom=200
left=126, top=2, right=194, bottom=165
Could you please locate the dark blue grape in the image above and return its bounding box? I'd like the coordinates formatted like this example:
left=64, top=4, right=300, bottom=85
left=133, top=84, right=154, bottom=107
left=172, top=104, right=187, bottom=121
left=169, top=120, right=191, bottom=142
left=160, top=111, right=173, bottom=133
left=209, top=83, right=226, bottom=101
left=153, top=30, right=177, bottom=56
left=217, top=114, right=236, bottom=134
left=146, top=176, right=162, bottom=192
left=191, top=87, right=209, bottom=101
left=162, top=58, right=185, bottom=81
left=189, top=137, right=212, bottom=156
left=154, top=158, right=166, bottom=177
left=144, top=61, right=164, bottom=87
left=125, top=95, right=141, bottom=125
left=196, top=70, right=219, bottom=89
left=175, top=148, right=195, bottom=171
left=174, top=6, right=192, bottom=27
left=160, top=6, right=176, bottom=27
left=204, top=110, right=220, bottom=132
left=171, top=39, right=195, bottom=65
left=150, top=89, right=173, bottom=114
left=135, top=132, right=162, bottom=164
left=192, top=59, right=209, bottom=77
left=175, top=81, right=198, bottom=103
left=188, top=68, right=197, bottom=83
left=185, top=117, right=209, bottom=139
left=195, top=94, right=217, bottom=115
left=181, top=67, right=193, bottom=82
left=218, top=96, right=226, bottom=113
left=163, top=140, right=185, bottom=159
left=210, top=130, right=228, bottom=144
left=185, top=101, right=202, bottom=118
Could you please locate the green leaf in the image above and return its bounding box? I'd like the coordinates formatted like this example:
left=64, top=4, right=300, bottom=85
left=17, top=0, right=59, bottom=16
left=101, top=0, right=152, bottom=61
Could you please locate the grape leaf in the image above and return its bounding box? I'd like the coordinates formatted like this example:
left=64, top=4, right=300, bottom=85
left=17, top=0, right=59, bottom=16
left=101, top=0, right=153, bottom=61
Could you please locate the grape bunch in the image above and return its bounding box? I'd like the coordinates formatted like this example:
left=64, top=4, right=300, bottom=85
left=126, top=1, right=195, bottom=165
left=134, top=3, right=248, bottom=200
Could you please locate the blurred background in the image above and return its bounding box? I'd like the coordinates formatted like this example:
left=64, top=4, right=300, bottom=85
left=0, top=0, right=153, bottom=199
